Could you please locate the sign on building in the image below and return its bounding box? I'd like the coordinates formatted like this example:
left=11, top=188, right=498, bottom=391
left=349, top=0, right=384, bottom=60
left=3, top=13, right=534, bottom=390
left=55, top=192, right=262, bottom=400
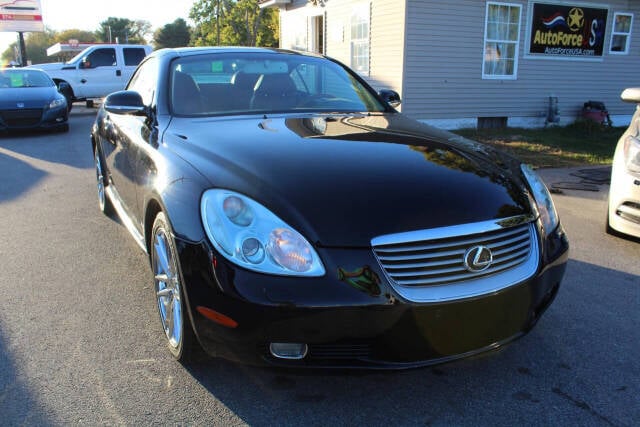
left=0, top=0, right=44, bottom=32
left=528, top=2, right=608, bottom=58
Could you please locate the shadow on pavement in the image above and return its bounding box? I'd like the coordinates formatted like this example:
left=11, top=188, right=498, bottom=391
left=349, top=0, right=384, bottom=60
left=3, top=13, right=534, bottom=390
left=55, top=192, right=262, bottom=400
left=0, top=151, right=48, bottom=203
left=178, top=259, right=639, bottom=426
left=0, top=328, right=49, bottom=424
left=0, top=114, right=95, bottom=170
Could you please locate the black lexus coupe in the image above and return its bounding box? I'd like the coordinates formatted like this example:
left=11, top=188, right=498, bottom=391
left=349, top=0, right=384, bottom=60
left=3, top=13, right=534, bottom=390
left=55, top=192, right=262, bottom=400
left=91, top=47, right=568, bottom=368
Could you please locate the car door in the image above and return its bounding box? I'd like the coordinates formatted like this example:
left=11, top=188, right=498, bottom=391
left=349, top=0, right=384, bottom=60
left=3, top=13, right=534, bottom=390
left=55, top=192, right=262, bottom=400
left=108, top=57, right=160, bottom=233
left=101, top=111, right=141, bottom=227
left=78, top=47, right=125, bottom=98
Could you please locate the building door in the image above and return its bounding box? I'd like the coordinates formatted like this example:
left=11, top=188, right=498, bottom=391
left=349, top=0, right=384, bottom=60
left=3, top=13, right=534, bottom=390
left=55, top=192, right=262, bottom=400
left=311, top=14, right=324, bottom=54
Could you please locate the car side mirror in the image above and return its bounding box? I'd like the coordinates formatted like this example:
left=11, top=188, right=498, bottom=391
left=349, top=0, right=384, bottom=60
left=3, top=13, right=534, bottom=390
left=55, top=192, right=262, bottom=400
left=104, top=90, right=147, bottom=116
left=379, top=89, right=401, bottom=108
left=80, top=58, right=92, bottom=69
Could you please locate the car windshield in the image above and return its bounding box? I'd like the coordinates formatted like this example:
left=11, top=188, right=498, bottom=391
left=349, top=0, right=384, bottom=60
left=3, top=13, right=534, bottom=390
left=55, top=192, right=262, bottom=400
left=0, top=69, right=54, bottom=88
left=169, top=52, right=387, bottom=116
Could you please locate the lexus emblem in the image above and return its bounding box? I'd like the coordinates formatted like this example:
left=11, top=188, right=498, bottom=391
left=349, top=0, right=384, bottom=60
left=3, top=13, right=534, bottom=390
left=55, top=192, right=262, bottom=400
left=16, top=102, right=25, bottom=108
left=463, top=245, right=493, bottom=272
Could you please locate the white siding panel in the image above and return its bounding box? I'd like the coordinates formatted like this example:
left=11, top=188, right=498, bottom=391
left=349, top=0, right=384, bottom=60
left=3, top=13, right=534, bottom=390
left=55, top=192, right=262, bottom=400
left=404, top=0, right=640, bottom=124
left=369, top=0, right=406, bottom=96
left=281, top=1, right=406, bottom=99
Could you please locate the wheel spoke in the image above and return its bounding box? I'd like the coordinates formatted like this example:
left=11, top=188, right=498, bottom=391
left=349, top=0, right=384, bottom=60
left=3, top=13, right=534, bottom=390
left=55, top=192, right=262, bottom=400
left=155, top=273, right=169, bottom=283
left=157, top=287, right=173, bottom=298
left=166, top=299, right=175, bottom=336
left=154, top=234, right=171, bottom=276
left=173, top=301, right=182, bottom=344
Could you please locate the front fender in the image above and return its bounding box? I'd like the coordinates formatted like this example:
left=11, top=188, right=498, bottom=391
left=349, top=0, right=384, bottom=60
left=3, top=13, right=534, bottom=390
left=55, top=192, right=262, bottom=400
left=140, top=143, right=211, bottom=250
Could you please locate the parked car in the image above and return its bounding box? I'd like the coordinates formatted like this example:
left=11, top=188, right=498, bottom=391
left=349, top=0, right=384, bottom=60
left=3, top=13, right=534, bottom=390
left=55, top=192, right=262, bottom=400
left=0, top=68, right=68, bottom=133
left=91, top=47, right=569, bottom=368
left=607, top=88, right=640, bottom=240
left=32, top=44, right=152, bottom=109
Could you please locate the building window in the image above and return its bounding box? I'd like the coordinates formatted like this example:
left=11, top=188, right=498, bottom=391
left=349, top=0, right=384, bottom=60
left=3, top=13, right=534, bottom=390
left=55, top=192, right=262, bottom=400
left=350, top=3, right=370, bottom=75
left=610, top=13, right=633, bottom=54
left=483, top=2, right=521, bottom=79
left=292, top=15, right=308, bottom=51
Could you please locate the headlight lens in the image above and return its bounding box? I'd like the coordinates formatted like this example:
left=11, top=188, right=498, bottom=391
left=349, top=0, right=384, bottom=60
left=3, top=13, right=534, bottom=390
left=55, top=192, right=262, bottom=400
left=201, top=189, right=325, bottom=276
left=48, top=98, right=66, bottom=109
left=623, top=135, right=640, bottom=174
left=521, top=164, right=559, bottom=236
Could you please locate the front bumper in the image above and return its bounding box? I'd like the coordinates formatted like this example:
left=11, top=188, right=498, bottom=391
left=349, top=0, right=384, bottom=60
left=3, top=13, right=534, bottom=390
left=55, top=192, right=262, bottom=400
left=609, top=162, right=640, bottom=238
left=0, top=105, right=68, bottom=132
left=176, top=225, right=569, bottom=369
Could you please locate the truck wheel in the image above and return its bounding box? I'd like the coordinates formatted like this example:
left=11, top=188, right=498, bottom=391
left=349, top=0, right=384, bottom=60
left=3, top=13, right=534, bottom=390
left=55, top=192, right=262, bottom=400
left=58, top=82, right=74, bottom=112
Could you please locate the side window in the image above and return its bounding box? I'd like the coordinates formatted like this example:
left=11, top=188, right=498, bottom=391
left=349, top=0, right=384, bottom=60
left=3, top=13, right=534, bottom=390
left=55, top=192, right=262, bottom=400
left=124, top=48, right=147, bottom=66
left=482, top=2, right=521, bottom=79
left=610, top=13, right=633, bottom=54
left=85, top=48, right=117, bottom=68
left=127, top=57, right=158, bottom=106
left=350, top=3, right=370, bottom=75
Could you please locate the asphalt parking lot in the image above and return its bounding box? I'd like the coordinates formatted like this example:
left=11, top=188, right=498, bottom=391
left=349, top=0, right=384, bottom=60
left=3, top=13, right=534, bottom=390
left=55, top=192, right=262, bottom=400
left=0, top=110, right=638, bottom=426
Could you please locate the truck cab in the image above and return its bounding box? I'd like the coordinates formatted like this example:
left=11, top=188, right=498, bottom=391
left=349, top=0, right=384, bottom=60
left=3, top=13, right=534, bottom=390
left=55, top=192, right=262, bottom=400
left=33, top=44, right=152, bottom=107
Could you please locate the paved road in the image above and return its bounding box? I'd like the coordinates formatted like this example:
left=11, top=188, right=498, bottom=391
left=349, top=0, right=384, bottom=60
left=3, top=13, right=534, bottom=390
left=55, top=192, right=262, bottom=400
left=0, top=112, right=638, bottom=426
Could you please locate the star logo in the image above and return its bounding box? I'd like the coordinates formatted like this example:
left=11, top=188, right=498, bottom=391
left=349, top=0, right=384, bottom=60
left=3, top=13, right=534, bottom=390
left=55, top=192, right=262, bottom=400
left=568, top=7, right=584, bottom=32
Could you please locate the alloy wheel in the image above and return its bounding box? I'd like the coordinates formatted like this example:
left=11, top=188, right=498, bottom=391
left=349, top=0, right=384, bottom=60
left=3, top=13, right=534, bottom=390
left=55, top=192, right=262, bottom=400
left=152, top=225, right=184, bottom=352
left=95, top=150, right=106, bottom=211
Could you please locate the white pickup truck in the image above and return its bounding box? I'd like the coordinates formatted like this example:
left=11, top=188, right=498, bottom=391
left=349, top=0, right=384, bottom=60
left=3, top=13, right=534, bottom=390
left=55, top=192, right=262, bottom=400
left=32, top=44, right=152, bottom=109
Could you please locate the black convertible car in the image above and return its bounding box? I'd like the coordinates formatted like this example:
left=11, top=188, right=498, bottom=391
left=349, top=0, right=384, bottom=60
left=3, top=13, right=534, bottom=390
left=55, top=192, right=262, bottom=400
left=91, top=47, right=568, bottom=368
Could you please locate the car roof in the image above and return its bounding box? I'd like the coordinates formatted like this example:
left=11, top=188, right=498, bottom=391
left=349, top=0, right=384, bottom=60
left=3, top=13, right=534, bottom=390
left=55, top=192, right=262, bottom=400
left=149, top=46, right=323, bottom=60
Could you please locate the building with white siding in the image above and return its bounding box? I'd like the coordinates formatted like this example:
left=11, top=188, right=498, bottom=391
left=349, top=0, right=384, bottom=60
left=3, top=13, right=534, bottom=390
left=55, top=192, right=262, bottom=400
left=260, top=0, right=639, bottom=129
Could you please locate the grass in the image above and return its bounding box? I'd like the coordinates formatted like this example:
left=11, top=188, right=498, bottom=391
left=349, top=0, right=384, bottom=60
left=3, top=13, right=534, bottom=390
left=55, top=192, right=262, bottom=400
left=452, top=121, right=625, bottom=168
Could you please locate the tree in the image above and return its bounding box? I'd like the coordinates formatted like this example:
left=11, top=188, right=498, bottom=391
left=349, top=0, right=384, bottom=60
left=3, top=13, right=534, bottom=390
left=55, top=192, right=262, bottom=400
left=54, top=29, right=97, bottom=44
left=190, top=0, right=278, bottom=47
left=1, top=28, right=56, bottom=64
left=153, top=18, right=191, bottom=49
left=95, top=17, right=151, bottom=44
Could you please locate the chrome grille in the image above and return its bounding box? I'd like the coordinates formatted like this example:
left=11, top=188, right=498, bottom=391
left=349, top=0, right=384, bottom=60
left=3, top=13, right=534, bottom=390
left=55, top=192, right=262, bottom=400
left=371, top=216, right=539, bottom=302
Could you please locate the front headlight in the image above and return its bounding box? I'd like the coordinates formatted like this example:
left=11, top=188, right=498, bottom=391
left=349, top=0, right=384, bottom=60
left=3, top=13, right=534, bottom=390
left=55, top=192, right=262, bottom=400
left=48, top=98, right=66, bottom=109
left=623, top=135, right=640, bottom=174
left=521, top=164, right=559, bottom=236
left=201, top=189, right=325, bottom=277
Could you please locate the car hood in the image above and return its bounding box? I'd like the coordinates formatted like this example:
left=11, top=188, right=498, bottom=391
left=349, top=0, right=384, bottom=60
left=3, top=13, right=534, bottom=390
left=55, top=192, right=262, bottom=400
left=27, top=62, right=65, bottom=71
left=164, top=113, right=532, bottom=248
left=0, top=87, right=59, bottom=109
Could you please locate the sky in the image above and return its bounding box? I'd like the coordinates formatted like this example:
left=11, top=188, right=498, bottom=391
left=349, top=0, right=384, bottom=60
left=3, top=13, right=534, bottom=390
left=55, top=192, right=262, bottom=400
left=1, top=0, right=196, bottom=58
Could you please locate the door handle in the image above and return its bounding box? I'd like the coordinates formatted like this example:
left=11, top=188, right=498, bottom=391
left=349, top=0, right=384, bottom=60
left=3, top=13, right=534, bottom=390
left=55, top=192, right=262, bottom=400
left=80, top=79, right=87, bottom=84
left=116, top=70, right=121, bottom=77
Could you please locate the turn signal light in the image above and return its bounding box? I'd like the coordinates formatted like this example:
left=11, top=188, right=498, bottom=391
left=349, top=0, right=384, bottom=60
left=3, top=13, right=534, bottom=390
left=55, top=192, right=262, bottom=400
left=196, top=306, right=238, bottom=328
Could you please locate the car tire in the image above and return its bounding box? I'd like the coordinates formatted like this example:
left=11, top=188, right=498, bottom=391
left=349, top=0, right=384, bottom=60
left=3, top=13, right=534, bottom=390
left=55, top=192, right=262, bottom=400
left=58, top=83, right=73, bottom=112
left=151, top=212, right=198, bottom=362
left=94, top=147, right=114, bottom=216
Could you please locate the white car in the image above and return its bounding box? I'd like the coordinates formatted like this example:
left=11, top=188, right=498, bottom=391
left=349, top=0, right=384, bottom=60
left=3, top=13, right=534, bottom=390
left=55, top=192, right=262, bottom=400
left=607, top=88, right=640, bottom=239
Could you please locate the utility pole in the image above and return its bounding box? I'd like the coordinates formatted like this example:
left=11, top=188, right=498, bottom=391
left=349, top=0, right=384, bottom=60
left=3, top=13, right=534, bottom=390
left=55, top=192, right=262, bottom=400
left=216, top=0, right=220, bottom=45
left=18, top=32, right=28, bottom=66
